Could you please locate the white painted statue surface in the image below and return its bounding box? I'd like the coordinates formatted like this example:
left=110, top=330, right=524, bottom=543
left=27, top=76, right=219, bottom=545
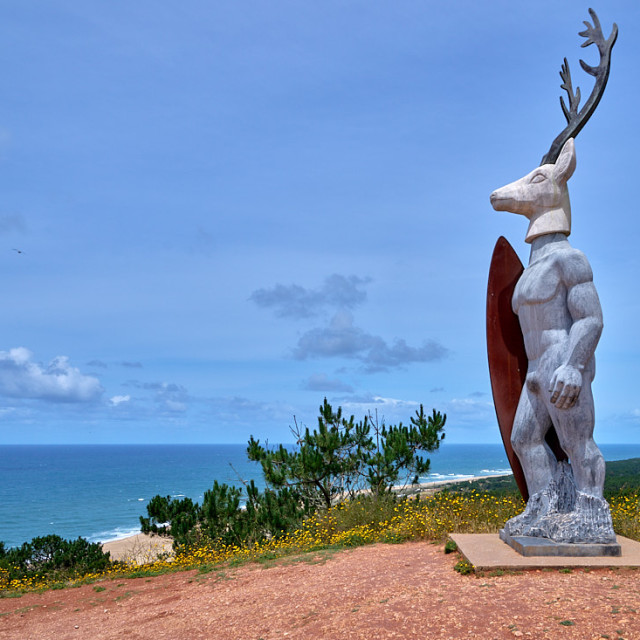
left=490, top=139, right=616, bottom=543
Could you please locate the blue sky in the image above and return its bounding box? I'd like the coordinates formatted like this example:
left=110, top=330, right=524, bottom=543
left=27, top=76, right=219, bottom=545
left=0, top=1, right=638, bottom=445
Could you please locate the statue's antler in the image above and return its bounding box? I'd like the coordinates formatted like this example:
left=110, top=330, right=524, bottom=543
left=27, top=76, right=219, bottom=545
left=540, top=8, right=617, bottom=166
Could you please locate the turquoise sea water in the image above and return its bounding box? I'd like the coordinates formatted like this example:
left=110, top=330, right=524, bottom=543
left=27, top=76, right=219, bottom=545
left=1, top=443, right=639, bottom=549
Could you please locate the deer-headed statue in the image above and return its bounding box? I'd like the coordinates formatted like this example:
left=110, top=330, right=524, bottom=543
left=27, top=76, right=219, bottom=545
left=489, top=9, right=618, bottom=547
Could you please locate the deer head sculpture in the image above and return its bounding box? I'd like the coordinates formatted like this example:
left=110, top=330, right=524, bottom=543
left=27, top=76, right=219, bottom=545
left=490, top=9, right=617, bottom=243
left=490, top=138, right=575, bottom=243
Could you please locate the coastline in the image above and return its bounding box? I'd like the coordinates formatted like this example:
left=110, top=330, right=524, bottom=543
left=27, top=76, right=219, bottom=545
left=3, top=443, right=637, bottom=551
left=102, top=472, right=512, bottom=564
left=395, top=472, right=512, bottom=497
left=414, top=472, right=511, bottom=491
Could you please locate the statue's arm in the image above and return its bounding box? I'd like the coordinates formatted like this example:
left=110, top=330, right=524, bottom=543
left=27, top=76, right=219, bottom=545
left=549, top=252, right=604, bottom=409
left=565, top=279, right=604, bottom=368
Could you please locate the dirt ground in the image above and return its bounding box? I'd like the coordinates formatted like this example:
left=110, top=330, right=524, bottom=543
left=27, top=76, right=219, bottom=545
left=1, top=541, right=639, bottom=639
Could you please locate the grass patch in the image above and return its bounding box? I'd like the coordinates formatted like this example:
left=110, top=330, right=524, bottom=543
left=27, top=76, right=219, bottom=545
left=122, top=567, right=170, bottom=579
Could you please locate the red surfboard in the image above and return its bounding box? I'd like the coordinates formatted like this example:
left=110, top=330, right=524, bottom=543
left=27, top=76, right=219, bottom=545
left=487, top=237, right=567, bottom=503
left=487, top=237, right=530, bottom=501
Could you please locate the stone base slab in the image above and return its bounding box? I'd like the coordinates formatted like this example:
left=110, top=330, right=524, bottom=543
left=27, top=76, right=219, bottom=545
left=449, top=533, right=640, bottom=571
left=499, top=529, right=621, bottom=557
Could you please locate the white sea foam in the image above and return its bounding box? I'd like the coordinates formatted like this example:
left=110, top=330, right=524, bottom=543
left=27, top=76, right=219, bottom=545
left=420, top=472, right=476, bottom=483
left=419, top=469, right=513, bottom=485
left=480, top=468, right=513, bottom=475
left=88, top=525, right=142, bottom=545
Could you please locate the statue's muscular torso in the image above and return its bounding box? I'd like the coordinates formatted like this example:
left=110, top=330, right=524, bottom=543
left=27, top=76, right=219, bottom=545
left=512, top=239, right=599, bottom=386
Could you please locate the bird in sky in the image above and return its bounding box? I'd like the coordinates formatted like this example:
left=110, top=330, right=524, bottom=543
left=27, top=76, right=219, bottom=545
left=12, top=248, right=24, bottom=255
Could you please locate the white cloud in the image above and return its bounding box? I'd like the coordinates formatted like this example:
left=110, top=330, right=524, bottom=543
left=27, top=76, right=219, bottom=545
left=304, top=373, right=354, bottom=393
left=442, top=397, right=496, bottom=433
left=124, top=380, right=189, bottom=413
left=110, top=394, right=131, bottom=406
left=294, top=311, right=448, bottom=372
left=341, top=394, right=420, bottom=413
left=252, top=276, right=448, bottom=373
left=0, top=347, right=103, bottom=403
left=120, top=361, right=143, bottom=369
left=447, top=397, right=494, bottom=414
left=164, top=399, right=187, bottom=413
left=205, top=396, right=295, bottom=426
left=250, top=274, right=370, bottom=318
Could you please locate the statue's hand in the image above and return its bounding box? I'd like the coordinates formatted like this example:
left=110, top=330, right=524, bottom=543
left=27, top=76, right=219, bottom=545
left=549, top=364, right=582, bottom=409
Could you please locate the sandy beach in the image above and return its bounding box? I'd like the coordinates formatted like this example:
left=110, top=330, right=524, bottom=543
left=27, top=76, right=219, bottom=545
left=102, top=533, right=173, bottom=564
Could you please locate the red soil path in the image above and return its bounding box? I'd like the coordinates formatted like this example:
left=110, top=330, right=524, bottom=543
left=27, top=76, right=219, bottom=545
left=1, top=542, right=639, bottom=639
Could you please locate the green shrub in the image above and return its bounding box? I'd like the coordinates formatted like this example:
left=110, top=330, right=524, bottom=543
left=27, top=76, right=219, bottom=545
left=140, top=494, right=199, bottom=540
left=444, top=539, right=457, bottom=554
left=141, top=480, right=312, bottom=549
left=454, top=559, right=473, bottom=575
left=0, top=535, right=111, bottom=583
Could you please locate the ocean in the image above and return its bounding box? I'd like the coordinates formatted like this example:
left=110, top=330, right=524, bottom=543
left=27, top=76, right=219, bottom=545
left=1, top=443, right=639, bottom=550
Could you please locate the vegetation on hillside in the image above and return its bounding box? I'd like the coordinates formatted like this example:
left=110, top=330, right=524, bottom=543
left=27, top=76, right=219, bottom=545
left=2, top=398, right=639, bottom=596
left=140, top=480, right=313, bottom=548
left=141, top=399, right=445, bottom=547
left=0, top=535, right=110, bottom=590
left=450, top=457, right=640, bottom=498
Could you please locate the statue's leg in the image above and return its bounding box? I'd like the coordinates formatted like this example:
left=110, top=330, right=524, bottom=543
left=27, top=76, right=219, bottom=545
left=502, top=382, right=557, bottom=536
left=511, top=380, right=555, bottom=496
left=548, top=381, right=605, bottom=498
left=534, top=378, right=615, bottom=544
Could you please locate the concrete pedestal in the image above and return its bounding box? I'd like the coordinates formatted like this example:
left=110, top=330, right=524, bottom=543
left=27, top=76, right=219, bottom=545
left=499, top=529, right=621, bottom=557
left=450, top=533, right=640, bottom=571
